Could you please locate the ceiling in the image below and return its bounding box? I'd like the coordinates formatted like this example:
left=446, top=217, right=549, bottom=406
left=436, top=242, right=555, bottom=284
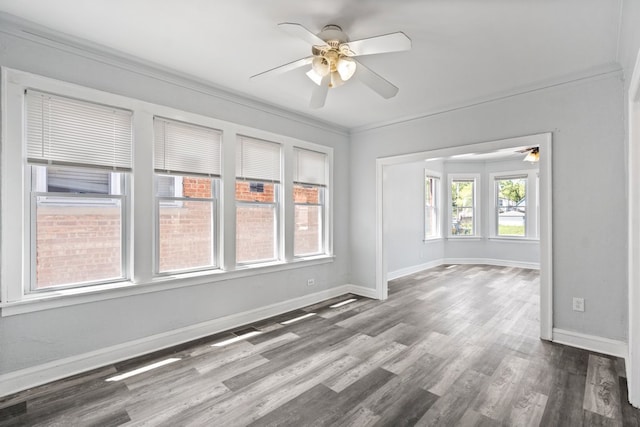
left=0, top=0, right=624, bottom=131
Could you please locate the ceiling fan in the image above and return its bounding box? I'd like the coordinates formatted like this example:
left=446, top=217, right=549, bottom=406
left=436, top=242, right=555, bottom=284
left=517, top=147, right=540, bottom=162
left=251, top=23, right=412, bottom=108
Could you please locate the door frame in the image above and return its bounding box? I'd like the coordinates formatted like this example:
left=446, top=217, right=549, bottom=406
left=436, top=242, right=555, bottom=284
left=627, top=49, right=640, bottom=408
left=375, top=132, right=553, bottom=340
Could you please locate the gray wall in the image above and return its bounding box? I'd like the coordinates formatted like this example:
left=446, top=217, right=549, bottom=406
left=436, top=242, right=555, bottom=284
left=0, top=25, right=350, bottom=373
left=351, top=73, right=627, bottom=341
left=384, top=160, right=445, bottom=274
left=385, top=158, right=539, bottom=276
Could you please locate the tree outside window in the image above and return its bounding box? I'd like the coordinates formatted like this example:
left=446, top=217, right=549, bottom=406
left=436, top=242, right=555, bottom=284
left=451, top=180, right=475, bottom=235
left=496, top=177, right=526, bottom=236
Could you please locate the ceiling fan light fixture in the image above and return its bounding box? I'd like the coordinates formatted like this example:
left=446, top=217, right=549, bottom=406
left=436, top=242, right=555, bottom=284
left=523, top=148, right=540, bottom=162
left=311, top=56, right=330, bottom=76
left=336, top=56, right=357, bottom=81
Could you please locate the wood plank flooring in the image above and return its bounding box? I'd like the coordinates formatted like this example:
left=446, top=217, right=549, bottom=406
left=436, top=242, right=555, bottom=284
left=2, top=264, right=640, bottom=426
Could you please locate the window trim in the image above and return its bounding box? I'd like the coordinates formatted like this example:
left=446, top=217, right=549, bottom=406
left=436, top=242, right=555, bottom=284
left=424, top=169, right=442, bottom=241
left=447, top=173, right=480, bottom=238
left=1, top=67, right=334, bottom=314
left=489, top=170, right=539, bottom=240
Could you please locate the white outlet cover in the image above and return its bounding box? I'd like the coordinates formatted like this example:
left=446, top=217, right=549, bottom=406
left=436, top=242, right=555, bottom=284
left=572, top=297, right=585, bottom=312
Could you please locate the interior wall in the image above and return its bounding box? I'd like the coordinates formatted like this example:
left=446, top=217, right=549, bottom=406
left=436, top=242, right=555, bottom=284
left=351, top=72, right=627, bottom=341
left=384, top=157, right=539, bottom=278
left=384, top=160, right=444, bottom=275
left=0, top=23, right=350, bottom=374
left=443, top=158, right=539, bottom=265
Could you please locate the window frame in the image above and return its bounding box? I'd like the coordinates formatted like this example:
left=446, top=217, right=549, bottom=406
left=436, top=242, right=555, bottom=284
left=32, top=165, right=123, bottom=205
left=0, top=68, right=334, bottom=316
left=235, top=179, right=281, bottom=265
left=489, top=170, right=539, bottom=240
left=29, top=165, right=129, bottom=292
left=154, top=174, right=220, bottom=275
left=293, top=183, right=326, bottom=257
left=447, top=173, right=480, bottom=238
left=234, top=136, right=283, bottom=266
left=424, top=169, right=442, bottom=241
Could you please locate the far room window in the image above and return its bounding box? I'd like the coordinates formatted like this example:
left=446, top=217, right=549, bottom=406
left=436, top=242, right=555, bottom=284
left=449, top=176, right=478, bottom=236
left=424, top=171, right=441, bottom=239
left=153, top=117, right=222, bottom=273
left=495, top=175, right=527, bottom=237
left=236, top=136, right=281, bottom=264
left=25, top=90, right=132, bottom=291
left=293, top=148, right=327, bottom=257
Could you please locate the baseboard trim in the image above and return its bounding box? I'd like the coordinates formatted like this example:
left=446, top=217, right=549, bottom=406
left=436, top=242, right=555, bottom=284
left=0, top=285, right=358, bottom=398
left=444, top=258, right=540, bottom=270
left=344, top=284, right=380, bottom=299
left=387, top=260, right=444, bottom=280
left=552, top=328, right=628, bottom=359
left=387, top=258, right=540, bottom=280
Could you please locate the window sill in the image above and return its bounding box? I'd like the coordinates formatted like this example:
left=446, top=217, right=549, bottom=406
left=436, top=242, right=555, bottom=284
left=447, top=236, right=483, bottom=241
left=0, top=255, right=335, bottom=317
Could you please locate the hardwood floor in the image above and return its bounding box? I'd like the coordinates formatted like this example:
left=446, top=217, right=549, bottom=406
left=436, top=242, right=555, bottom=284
left=2, top=264, right=640, bottom=426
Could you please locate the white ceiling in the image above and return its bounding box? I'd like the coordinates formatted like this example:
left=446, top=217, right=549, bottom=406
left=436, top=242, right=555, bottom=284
left=0, top=0, right=623, bottom=130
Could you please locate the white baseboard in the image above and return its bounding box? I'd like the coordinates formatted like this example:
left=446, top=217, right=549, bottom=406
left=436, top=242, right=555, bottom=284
left=552, top=328, right=628, bottom=359
left=444, top=258, right=540, bottom=270
left=344, top=284, right=380, bottom=299
left=0, top=285, right=358, bottom=398
left=387, top=258, right=540, bottom=281
left=387, top=260, right=444, bottom=280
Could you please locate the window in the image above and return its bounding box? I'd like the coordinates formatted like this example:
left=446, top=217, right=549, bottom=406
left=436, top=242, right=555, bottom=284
left=153, top=118, right=222, bottom=273
left=293, top=148, right=327, bottom=256
left=25, top=90, right=132, bottom=291
left=490, top=170, right=538, bottom=239
left=236, top=136, right=281, bottom=264
left=2, top=69, right=334, bottom=311
left=424, top=171, right=441, bottom=239
left=495, top=176, right=527, bottom=237
left=449, top=176, right=478, bottom=236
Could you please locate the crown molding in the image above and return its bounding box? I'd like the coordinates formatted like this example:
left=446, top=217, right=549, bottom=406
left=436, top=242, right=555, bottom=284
left=0, top=12, right=349, bottom=137
left=351, top=62, right=624, bottom=135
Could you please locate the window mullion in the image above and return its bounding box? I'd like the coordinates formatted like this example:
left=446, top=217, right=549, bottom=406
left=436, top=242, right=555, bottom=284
left=132, top=112, right=155, bottom=284
left=283, top=145, right=295, bottom=262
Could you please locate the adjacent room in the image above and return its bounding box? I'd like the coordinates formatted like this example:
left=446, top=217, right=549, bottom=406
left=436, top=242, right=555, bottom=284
left=1, top=0, right=640, bottom=425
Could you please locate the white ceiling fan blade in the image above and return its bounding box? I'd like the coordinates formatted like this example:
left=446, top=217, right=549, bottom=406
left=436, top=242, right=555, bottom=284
left=250, top=57, right=313, bottom=79
left=278, top=23, right=328, bottom=48
left=310, top=74, right=330, bottom=109
left=353, top=60, right=399, bottom=99
left=343, top=32, right=411, bottom=57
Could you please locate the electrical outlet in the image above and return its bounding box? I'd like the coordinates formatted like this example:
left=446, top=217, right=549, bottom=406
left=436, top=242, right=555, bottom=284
left=307, top=279, right=315, bottom=287
left=573, top=297, right=585, bottom=312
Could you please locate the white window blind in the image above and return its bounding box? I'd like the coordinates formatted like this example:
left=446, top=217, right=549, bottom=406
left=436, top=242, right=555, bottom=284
left=294, top=148, right=327, bottom=186
left=26, top=90, right=132, bottom=170
left=154, top=118, right=222, bottom=176
left=236, top=136, right=281, bottom=182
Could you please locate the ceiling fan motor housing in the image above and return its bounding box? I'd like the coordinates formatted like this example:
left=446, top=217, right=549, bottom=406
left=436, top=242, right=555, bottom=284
left=318, top=25, right=348, bottom=46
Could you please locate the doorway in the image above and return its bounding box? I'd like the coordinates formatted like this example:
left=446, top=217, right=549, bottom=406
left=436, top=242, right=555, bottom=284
left=375, top=133, right=553, bottom=339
